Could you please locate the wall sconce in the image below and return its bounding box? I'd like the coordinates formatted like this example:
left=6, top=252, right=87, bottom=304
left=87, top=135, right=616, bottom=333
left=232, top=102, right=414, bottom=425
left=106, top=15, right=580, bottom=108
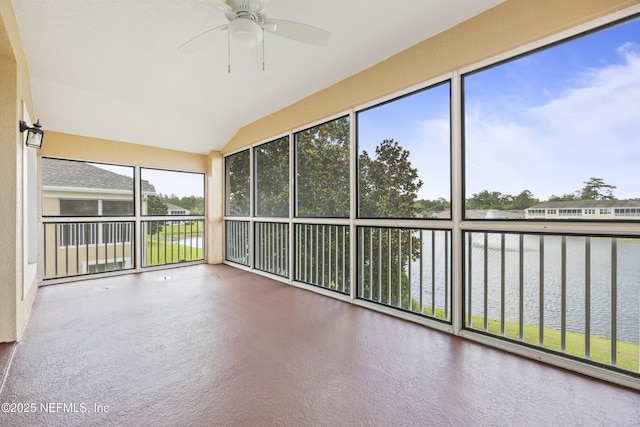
left=20, top=119, right=44, bottom=149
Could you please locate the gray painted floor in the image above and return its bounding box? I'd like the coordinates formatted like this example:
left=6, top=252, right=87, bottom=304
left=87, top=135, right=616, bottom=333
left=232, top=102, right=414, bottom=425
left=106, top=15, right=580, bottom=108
left=1, top=264, right=638, bottom=426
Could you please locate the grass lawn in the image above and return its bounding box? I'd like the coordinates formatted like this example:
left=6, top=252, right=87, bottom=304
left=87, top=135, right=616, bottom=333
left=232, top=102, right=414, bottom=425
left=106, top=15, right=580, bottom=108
left=145, top=240, right=203, bottom=266
left=467, top=316, right=639, bottom=372
left=417, top=304, right=638, bottom=372
left=154, top=222, right=204, bottom=238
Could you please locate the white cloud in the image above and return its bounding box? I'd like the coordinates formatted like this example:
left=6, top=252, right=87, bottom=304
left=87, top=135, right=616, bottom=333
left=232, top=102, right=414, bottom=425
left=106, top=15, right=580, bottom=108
left=465, top=43, right=640, bottom=199
left=411, top=117, right=451, bottom=199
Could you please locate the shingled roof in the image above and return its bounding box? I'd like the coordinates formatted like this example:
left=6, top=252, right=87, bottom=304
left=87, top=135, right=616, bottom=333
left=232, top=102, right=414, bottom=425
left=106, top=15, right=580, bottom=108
left=42, top=158, right=156, bottom=194
left=528, top=200, right=640, bottom=209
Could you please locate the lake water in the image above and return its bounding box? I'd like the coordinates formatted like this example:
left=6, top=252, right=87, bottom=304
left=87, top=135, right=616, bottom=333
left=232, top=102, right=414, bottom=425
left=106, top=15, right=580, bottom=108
left=412, top=234, right=640, bottom=344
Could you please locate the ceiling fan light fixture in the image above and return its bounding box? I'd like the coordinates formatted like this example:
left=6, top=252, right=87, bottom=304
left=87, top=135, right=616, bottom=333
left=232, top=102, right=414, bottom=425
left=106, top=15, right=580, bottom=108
left=229, top=18, right=263, bottom=47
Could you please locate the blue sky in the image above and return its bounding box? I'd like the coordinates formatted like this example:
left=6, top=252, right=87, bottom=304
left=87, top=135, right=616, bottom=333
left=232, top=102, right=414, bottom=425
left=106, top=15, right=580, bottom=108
left=358, top=82, right=451, bottom=200
left=465, top=17, right=640, bottom=201
left=358, top=16, right=640, bottom=201
left=140, top=168, right=204, bottom=198
left=95, top=164, right=204, bottom=198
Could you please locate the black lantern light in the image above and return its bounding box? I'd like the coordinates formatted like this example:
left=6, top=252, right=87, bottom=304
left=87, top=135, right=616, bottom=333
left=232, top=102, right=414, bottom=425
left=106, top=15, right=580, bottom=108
left=20, top=119, right=44, bottom=149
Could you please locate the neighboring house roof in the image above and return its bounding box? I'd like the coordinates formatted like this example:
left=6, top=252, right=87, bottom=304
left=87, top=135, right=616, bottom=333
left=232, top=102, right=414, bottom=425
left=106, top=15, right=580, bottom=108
left=42, top=158, right=156, bottom=194
left=165, top=203, right=189, bottom=214
left=527, top=200, right=640, bottom=210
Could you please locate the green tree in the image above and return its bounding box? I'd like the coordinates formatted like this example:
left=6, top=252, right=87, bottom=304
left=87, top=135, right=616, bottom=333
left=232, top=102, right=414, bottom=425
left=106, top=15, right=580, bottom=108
left=360, top=226, right=420, bottom=309
left=226, top=150, right=251, bottom=215
left=294, top=118, right=426, bottom=306
left=185, top=196, right=205, bottom=215
left=359, top=139, right=423, bottom=218
left=253, top=137, right=290, bottom=275
left=294, top=116, right=351, bottom=286
left=415, top=197, right=450, bottom=217
left=295, top=116, right=350, bottom=217
left=466, top=190, right=506, bottom=210
left=507, top=190, right=539, bottom=210
left=164, top=193, right=180, bottom=207
left=146, top=195, right=168, bottom=234
left=147, top=195, right=168, bottom=215
left=548, top=192, right=579, bottom=202
left=358, top=139, right=424, bottom=308
left=549, top=178, right=617, bottom=201
left=579, top=177, right=617, bottom=200
left=255, top=136, right=289, bottom=217
left=466, top=189, right=539, bottom=211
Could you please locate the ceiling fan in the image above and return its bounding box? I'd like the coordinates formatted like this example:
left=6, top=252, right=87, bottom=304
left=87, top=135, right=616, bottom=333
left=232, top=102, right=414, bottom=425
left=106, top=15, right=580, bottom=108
left=179, top=0, right=331, bottom=71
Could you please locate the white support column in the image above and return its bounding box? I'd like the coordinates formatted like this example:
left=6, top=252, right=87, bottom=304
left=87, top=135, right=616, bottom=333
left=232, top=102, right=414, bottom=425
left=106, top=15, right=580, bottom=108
left=450, top=71, right=464, bottom=336
left=349, top=110, right=357, bottom=302
left=208, top=151, right=224, bottom=264
left=288, top=131, right=295, bottom=284
left=134, top=165, right=142, bottom=271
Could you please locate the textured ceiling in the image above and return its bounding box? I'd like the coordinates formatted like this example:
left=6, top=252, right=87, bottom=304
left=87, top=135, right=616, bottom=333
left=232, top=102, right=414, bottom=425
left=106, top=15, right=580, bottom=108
left=12, top=0, right=503, bottom=154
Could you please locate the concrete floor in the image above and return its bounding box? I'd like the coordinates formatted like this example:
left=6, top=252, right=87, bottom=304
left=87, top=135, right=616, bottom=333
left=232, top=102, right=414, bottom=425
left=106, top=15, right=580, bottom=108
left=0, top=264, right=639, bottom=426
left=0, top=342, right=15, bottom=393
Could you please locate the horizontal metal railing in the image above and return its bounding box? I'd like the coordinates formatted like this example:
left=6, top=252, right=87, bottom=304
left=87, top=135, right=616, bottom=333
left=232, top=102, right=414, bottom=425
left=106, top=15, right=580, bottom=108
left=43, top=221, right=134, bottom=280
left=142, top=219, right=204, bottom=267
left=254, top=222, right=289, bottom=277
left=225, top=220, right=251, bottom=266
left=358, top=227, right=451, bottom=321
left=295, top=224, right=350, bottom=294
left=465, top=231, right=640, bottom=374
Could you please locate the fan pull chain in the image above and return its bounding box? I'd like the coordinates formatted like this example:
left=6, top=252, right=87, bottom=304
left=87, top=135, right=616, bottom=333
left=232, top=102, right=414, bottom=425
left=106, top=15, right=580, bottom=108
left=227, top=28, right=231, bottom=74
left=262, top=28, right=265, bottom=71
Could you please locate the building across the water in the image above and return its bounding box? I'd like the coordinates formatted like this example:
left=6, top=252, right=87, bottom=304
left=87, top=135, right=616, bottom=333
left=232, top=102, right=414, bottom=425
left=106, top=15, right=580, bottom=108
left=524, top=200, right=640, bottom=220
left=165, top=203, right=190, bottom=216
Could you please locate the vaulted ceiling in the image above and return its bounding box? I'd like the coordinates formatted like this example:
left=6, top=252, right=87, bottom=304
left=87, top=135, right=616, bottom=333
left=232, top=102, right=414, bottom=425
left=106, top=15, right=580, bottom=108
left=12, top=0, right=503, bottom=154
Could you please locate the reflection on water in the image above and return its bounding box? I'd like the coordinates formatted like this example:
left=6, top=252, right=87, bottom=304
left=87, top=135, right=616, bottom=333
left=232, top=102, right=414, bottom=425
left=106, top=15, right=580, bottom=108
left=407, top=231, right=450, bottom=316
left=465, top=234, right=640, bottom=344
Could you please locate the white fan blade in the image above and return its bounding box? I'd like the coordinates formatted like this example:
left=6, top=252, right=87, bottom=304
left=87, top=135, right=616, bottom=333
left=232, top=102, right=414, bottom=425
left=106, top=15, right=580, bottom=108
left=178, top=25, right=228, bottom=53
left=253, top=0, right=270, bottom=13
left=199, top=0, right=233, bottom=13
left=265, top=19, right=330, bottom=47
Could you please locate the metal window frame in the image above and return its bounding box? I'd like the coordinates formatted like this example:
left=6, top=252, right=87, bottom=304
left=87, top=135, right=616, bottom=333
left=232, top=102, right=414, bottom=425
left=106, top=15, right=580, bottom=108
left=221, top=5, right=640, bottom=390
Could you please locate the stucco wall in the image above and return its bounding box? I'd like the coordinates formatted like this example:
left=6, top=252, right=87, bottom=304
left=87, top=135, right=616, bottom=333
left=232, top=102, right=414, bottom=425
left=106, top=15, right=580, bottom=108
left=222, top=0, right=640, bottom=154
left=207, top=151, right=223, bottom=264
left=0, top=41, right=19, bottom=342
left=0, top=0, right=38, bottom=343
left=40, top=131, right=208, bottom=173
